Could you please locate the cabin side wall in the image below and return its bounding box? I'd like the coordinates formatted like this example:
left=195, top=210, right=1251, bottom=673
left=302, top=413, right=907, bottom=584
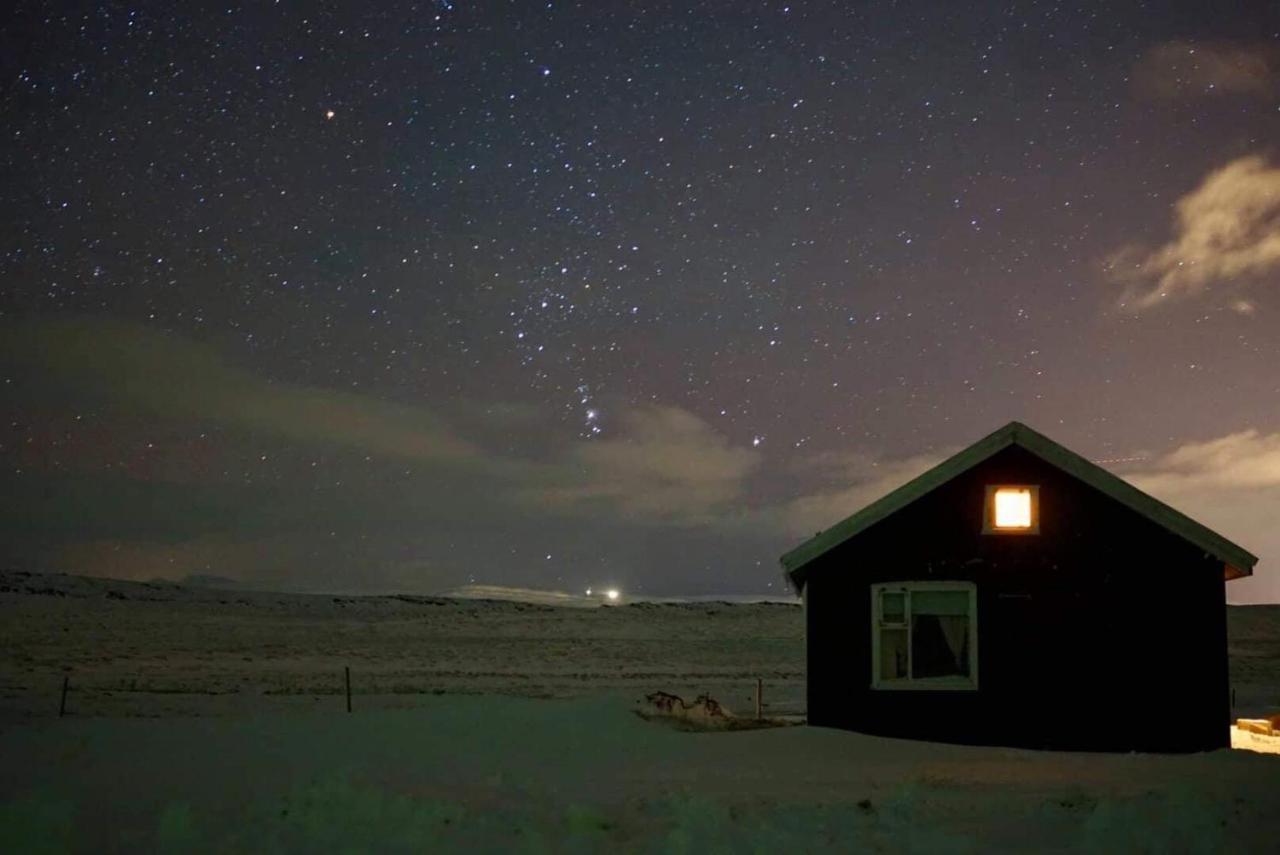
left=803, top=445, right=1230, bottom=752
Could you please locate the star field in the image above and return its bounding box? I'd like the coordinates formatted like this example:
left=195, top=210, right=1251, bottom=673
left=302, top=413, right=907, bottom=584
left=3, top=1, right=1280, bottom=599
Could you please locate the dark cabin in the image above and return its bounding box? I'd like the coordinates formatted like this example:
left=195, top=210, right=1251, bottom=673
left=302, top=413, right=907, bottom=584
left=781, top=421, right=1257, bottom=753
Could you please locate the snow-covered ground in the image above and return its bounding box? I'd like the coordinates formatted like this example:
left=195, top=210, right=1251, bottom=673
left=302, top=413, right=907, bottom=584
left=4, top=693, right=1280, bottom=853
left=0, top=571, right=806, bottom=720
left=2, top=570, right=1280, bottom=852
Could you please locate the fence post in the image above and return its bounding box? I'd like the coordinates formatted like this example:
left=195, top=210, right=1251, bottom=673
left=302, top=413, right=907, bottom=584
left=755, top=677, right=763, bottom=720
left=345, top=666, right=352, bottom=713
left=59, top=675, right=69, bottom=717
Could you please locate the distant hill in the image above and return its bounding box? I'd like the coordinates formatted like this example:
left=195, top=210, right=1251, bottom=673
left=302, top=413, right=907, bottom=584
left=180, top=574, right=250, bottom=591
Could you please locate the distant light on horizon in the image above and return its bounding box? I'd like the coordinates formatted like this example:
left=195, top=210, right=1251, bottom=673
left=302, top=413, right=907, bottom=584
left=605, top=588, right=620, bottom=601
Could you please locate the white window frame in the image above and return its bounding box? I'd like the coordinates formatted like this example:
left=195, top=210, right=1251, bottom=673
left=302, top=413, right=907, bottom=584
left=871, top=581, right=978, bottom=691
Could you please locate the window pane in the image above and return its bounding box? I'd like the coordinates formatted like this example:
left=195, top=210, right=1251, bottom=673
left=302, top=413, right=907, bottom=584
left=881, top=591, right=906, bottom=624
left=912, top=590, right=969, bottom=616
left=880, top=628, right=909, bottom=679
left=994, top=487, right=1032, bottom=528
left=911, top=613, right=970, bottom=678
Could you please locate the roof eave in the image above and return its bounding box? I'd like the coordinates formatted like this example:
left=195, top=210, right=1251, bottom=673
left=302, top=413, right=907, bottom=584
left=1226, top=563, right=1252, bottom=581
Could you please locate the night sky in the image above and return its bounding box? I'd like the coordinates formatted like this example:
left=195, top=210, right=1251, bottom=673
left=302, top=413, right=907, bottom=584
left=3, top=1, right=1279, bottom=601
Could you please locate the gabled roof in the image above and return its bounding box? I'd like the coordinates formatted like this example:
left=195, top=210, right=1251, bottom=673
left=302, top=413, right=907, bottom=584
left=781, top=421, right=1257, bottom=590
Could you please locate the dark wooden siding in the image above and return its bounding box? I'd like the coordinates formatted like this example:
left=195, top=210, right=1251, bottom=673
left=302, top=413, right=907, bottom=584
left=803, top=444, right=1230, bottom=752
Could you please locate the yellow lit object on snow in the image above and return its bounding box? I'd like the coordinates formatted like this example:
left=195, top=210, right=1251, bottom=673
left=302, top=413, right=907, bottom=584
left=993, top=487, right=1033, bottom=529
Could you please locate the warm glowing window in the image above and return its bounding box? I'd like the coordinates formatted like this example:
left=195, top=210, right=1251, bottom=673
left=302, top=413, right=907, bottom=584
left=994, top=488, right=1032, bottom=527
left=983, top=485, right=1039, bottom=534
left=871, top=582, right=978, bottom=691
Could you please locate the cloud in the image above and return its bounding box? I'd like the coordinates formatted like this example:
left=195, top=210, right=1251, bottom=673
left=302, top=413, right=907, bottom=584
left=1126, top=430, right=1280, bottom=493
left=1122, top=430, right=1280, bottom=601
left=2, top=317, right=482, bottom=465
left=1133, top=41, right=1278, bottom=100
left=525, top=405, right=761, bottom=525
left=1, top=319, right=772, bottom=590
left=1107, top=155, right=1280, bottom=309
left=774, top=449, right=947, bottom=537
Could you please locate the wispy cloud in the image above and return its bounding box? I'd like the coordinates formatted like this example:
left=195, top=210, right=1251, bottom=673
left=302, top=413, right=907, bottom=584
left=525, top=405, right=761, bottom=525
left=1107, top=154, right=1280, bottom=309
left=1125, top=429, right=1280, bottom=493
left=1122, top=430, right=1280, bottom=600
left=772, top=449, right=947, bottom=537
left=1133, top=41, right=1278, bottom=100
left=2, top=317, right=481, bottom=465
left=5, top=319, right=768, bottom=527
left=18, top=320, right=1276, bottom=599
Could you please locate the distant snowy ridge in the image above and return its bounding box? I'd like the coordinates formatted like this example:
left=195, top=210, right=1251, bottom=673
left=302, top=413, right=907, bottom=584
left=443, top=585, right=599, bottom=607
left=441, top=584, right=799, bottom=607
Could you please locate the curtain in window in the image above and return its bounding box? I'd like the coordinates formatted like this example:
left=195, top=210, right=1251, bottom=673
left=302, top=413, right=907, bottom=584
left=880, top=628, right=909, bottom=679
left=935, top=615, right=969, bottom=675
left=910, top=591, right=970, bottom=678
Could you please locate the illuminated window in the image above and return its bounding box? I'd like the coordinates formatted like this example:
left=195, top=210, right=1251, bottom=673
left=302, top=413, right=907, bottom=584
left=995, top=488, right=1032, bottom=527
left=871, top=582, right=978, bottom=690
left=983, top=485, right=1040, bottom=534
